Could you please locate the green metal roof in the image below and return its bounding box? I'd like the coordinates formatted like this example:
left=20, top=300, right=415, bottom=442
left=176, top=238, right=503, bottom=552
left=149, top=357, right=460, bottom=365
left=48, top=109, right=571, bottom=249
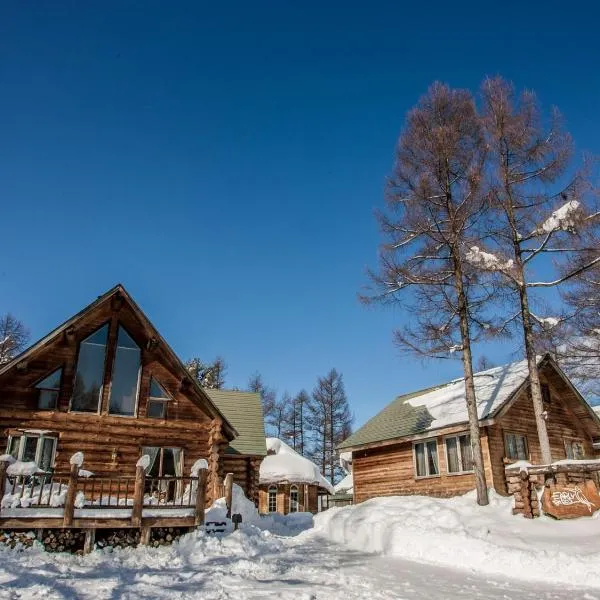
left=204, top=389, right=267, bottom=457
left=337, top=385, right=444, bottom=450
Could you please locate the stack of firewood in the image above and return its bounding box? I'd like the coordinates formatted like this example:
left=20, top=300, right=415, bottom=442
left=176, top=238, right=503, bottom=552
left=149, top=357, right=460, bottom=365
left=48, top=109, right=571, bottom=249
left=96, top=528, right=140, bottom=549
left=149, top=526, right=189, bottom=546
left=0, top=530, right=37, bottom=549
left=42, top=529, right=85, bottom=553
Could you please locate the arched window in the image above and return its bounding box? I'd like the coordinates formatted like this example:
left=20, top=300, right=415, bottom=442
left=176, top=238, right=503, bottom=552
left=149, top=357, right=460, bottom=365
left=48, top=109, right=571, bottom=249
left=290, top=485, right=299, bottom=513
left=268, top=485, right=277, bottom=513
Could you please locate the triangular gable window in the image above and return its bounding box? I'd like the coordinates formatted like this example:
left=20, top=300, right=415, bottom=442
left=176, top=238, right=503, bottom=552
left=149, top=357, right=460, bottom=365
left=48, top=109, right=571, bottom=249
left=36, top=368, right=62, bottom=410
left=147, top=377, right=171, bottom=419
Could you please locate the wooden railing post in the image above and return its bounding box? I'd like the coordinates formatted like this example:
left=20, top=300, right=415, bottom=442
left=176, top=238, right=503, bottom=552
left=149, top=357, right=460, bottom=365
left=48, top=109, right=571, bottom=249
left=224, top=472, right=234, bottom=519
left=63, top=462, right=79, bottom=527
left=195, top=469, right=207, bottom=526
left=132, top=465, right=145, bottom=527
left=0, top=458, right=9, bottom=515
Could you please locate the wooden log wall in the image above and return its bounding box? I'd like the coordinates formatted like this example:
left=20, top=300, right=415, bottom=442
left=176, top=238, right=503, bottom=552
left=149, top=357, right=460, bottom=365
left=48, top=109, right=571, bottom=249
left=257, top=483, right=321, bottom=514
left=219, top=455, right=262, bottom=505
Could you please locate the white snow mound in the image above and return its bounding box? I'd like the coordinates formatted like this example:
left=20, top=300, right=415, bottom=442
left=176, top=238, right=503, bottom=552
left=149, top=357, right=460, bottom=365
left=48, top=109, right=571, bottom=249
left=260, top=438, right=334, bottom=494
left=314, top=490, right=600, bottom=588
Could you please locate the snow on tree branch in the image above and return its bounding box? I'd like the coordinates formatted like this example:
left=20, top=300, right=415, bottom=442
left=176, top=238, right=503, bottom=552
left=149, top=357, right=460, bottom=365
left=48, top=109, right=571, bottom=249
left=534, top=200, right=581, bottom=235
left=465, top=246, right=514, bottom=271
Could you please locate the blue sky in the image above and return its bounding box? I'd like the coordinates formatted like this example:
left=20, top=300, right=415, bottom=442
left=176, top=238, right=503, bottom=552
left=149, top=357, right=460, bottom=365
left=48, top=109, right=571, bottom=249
left=1, top=2, right=599, bottom=428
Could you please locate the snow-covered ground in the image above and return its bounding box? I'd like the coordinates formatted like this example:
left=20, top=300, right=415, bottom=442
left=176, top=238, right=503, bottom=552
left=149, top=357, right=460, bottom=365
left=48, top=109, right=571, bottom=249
left=2, top=490, right=600, bottom=599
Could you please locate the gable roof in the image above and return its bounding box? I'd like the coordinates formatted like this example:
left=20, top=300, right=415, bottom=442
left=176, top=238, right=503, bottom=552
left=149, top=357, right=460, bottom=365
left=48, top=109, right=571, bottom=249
left=0, top=284, right=237, bottom=440
left=339, top=354, right=592, bottom=451
left=203, top=389, right=267, bottom=456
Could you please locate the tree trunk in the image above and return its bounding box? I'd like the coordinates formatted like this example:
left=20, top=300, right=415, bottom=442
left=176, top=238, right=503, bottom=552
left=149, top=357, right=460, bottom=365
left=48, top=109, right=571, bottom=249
left=454, top=257, right=489, bottom=506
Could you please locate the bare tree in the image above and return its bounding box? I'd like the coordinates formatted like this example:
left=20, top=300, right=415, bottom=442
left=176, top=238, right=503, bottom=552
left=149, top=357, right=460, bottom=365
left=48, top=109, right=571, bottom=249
left=283, top=389, right=309, bottom=454
left=306, top=369, right=352, bottom=484
left=248, top=372, right=277, bottom=431
left=267, top=392, right=291, bottom=439
left=0, top=313, right=30, bottom=364
left=477, top=77, right=600, bottom=464
left=364, top=83, right=493, bottom=505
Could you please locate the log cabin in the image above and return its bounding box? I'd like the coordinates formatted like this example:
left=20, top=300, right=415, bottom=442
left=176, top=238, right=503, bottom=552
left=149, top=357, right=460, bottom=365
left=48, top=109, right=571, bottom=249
left=203, top=389, right=267, bottom=505
left=338, top=355, right=600, bottom=504
left=0, top=284, right=239, bottom=505
left=257, top=438, right=333, bottom=514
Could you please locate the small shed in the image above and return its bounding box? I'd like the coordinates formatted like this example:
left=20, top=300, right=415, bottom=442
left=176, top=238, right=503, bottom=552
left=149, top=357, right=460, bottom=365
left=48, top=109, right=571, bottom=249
left=258, top=438, right=333, bottom=514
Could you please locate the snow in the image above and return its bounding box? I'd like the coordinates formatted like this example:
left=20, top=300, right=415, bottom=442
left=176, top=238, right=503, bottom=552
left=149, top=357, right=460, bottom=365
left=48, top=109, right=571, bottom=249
left=0, top=494, right=598, bottom=599
left=333, top=472, right=353, bottom=494
left=69, top=452, right=84, bottom=467
left=314, top=489, right=600, bottom=589
left=78, top=469, right=94, bottom=478
left=6, top=461, right=42, bottom=476
left=404, top=358, right=531, bottom=430
left=260, top=438, right=334, bottom=494
left=136, top=454, right=150, bottom=469
left=538, top=199, right=581, bottom=234
left=465, top=246, right=514, bottom=271
left=0, top=454, right=16, bottom=464
left=190, top=458, right=208, bottom=476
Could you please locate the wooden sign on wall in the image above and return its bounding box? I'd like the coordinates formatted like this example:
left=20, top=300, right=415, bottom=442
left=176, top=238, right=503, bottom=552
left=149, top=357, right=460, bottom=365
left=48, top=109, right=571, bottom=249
left=542, top=480, right=600, bottom=519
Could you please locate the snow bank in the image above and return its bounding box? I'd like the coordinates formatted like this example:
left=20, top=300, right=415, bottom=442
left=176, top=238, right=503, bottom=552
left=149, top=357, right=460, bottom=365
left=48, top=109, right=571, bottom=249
left=314, top=490, right=600, bottom=588
left=260, top=438, right=334, bottom=494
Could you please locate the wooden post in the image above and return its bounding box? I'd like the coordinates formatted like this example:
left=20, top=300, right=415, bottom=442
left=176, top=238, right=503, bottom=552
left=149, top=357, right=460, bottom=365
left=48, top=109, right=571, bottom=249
left=140, top=526, right=151, bottom=545
left=224, top=472, right=234, bottom=519
left=83, top=529, right=95, bottom=554
left=0, top=459, right=9, bottom=514
left=132, top=465, right=145, bottom=527
left=195, top=469, right=208, bottom=526
left=63, top=462, right=79, bottom=527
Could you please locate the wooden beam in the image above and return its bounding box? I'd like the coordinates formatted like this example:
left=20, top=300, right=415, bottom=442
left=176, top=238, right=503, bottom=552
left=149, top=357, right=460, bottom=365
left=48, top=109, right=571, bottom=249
left=62, top=462, right=79, bottom=527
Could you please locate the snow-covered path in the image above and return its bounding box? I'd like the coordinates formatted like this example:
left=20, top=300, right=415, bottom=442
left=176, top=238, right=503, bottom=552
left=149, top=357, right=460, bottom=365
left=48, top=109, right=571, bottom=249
left=0, top=532, right=596, bottom=600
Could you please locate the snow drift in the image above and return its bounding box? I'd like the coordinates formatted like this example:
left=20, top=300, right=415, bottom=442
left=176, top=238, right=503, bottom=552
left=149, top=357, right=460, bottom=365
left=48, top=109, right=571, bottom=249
left=314, top=490, right=600, bottom=588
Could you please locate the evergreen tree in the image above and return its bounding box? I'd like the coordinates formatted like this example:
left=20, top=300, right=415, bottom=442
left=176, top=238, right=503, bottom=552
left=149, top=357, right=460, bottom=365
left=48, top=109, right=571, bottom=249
left=185, top=356, right=227, bottom=389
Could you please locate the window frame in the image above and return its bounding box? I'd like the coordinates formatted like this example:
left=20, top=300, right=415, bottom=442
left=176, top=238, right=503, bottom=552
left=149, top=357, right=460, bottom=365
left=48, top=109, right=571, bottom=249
left=290, top=485, right=299, bottom=513
left=107, top=324, right=142, bottom=418
left=268, top=485, right=278, bottom=512
left=34, top=367, right=63, bottom=410
left=444, top=433, right=474, bottom=475
left=146, top=377, right=172, bottom=420
left=6, top=432, right=58, bottom=471
left=504, top=431, right=529, bottom=461
left=69, top=322, right=110, bottom=415
left=541, top=384, right=552, bottom=406
left=412, top=438, right=440, bottom=479
left=564, top=439, right=586, bottom=460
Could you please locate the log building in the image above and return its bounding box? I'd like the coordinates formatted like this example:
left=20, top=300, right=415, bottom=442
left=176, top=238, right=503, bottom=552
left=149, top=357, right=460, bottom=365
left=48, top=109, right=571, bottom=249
left=0, top=284, right=239, bottom=504
left=339, top=355, right=600, bottom=503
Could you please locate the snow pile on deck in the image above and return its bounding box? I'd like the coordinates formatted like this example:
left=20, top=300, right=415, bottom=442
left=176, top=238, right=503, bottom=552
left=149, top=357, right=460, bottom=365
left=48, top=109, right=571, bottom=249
left=260, top=438, right=334, bottom=494
left=314, top=490, right=600, bottom=588
left=405, top=358, right=531, bottom=430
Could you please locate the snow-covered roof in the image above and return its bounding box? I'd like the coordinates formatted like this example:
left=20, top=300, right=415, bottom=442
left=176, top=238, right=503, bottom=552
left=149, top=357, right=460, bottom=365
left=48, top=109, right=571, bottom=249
left=333, top=473, right=353, bottom=495
left=259, top=438, right=334, bottom=494
left=339, top=357, right=549, bottom=450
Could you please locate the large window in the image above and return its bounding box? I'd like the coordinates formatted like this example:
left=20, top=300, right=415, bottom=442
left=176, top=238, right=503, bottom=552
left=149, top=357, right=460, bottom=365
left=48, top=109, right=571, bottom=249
left=505, top=432, right=529, bottom=461
left=268, top=485, right=278, bottom=512
left=414, top=439, right=439, bottom=478
left=141, top=447, right=183, bottom=478
left=36, top=368, right=62, bottom=410
left=7, top=433, right=57, bottom=471
left=147, top=377, right=171, bottom=419
left=71, top=325, right=109, bottom=412
left=109, top=326, right=141, bottom=416
left=445, top=434, right=473, bottom=474
left=290, top=485, right=299, bottom=513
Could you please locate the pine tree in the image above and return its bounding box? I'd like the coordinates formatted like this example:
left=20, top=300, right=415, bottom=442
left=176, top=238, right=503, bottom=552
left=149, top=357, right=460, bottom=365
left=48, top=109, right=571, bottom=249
left=185, top=356, right=227, bottom=389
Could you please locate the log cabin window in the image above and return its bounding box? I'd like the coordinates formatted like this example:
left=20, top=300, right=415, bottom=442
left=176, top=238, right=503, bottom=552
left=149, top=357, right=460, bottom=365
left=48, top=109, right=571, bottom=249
left=290, top=485, right=299, bottom=512
left=541, top=384, right=551, bottom=405
left=565, top=440, right=585, bottom=460
left=413, top=439, right=439, bottom=478
left=146, top=377, right=171, bottom=419
left=141, top=447, right=183, bottom=478
left=108, top=326, right=141, bottom=416
left=504, top=432, right=529, bottom=460
left=71, top=324, right=109, bottom=413
left=445, top=434, right=473, bottom=474
left=35, top=368, right=62, bottom=410
left=6, top=433, right=57, bottom=472
left=268, top=485, right=278, bottom=512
